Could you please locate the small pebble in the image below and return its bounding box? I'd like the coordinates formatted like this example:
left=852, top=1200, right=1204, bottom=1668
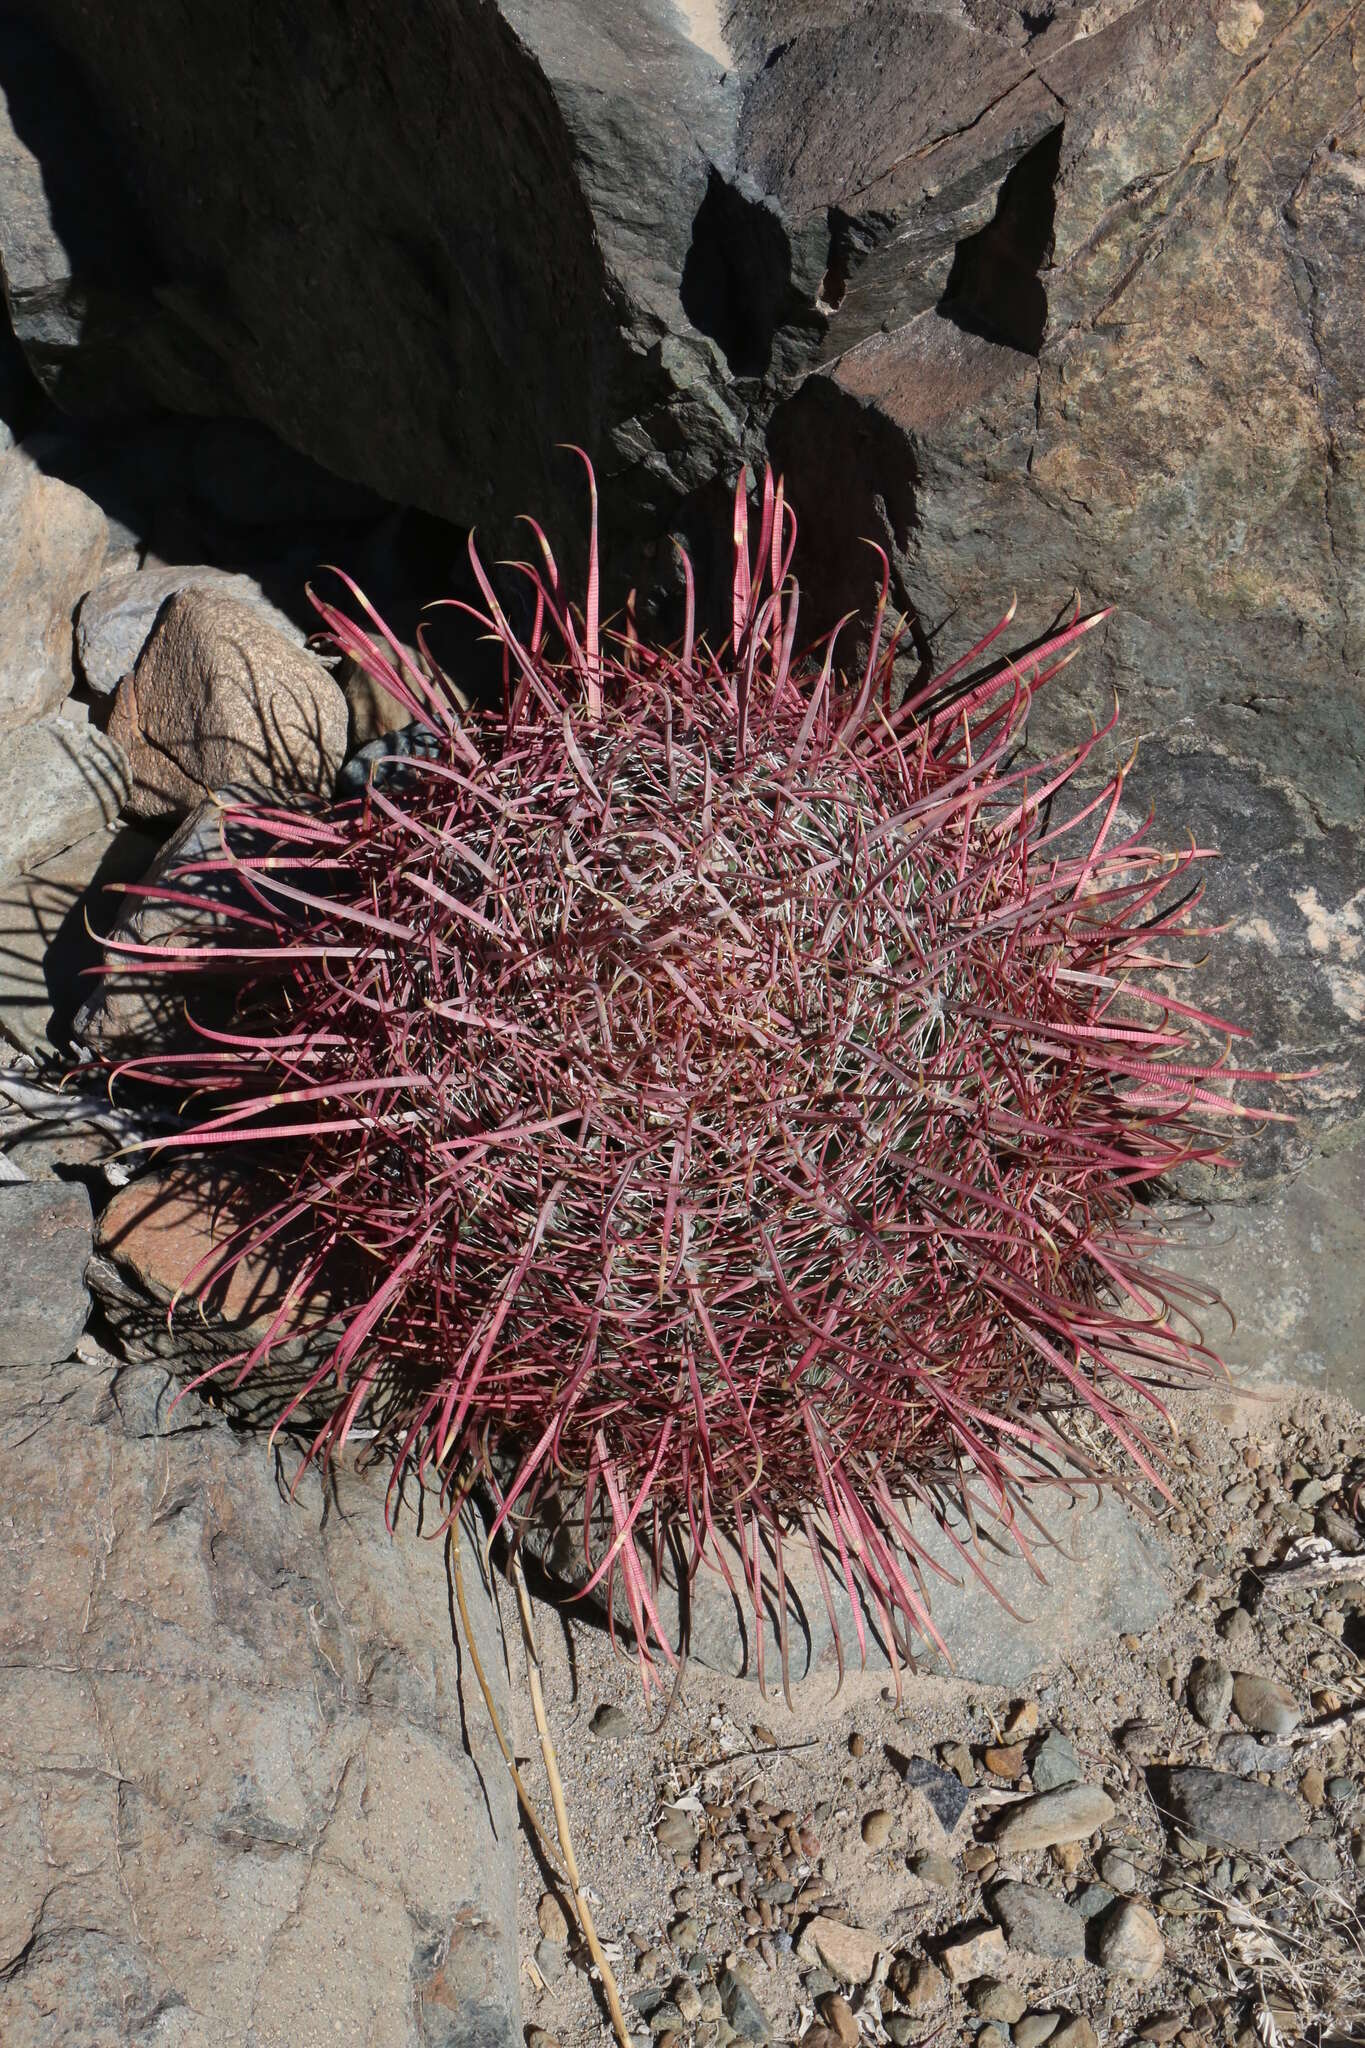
left=1216, top=1607, right=1254, bottom=1650
left=818, top=1994, right=859, bottom=2048
left=1014, top=2018, right=1062, bottom=2048
left=1005, top=1700, right=1040, bottom=1738
left=1029, top=1729, right=1081, bottom=1792
left=1137, top=2015, right=1185, bottom=2044
left=984, top=1743, right=1026, bottom=1780
left=890, top=1955, right=945, bottom=2010
left=1050, top=2020, right=1099, bottom=2048
left=1230, top=1673, right=1300, bottom=1738
left=1093, top=1897, right=1165, bottom=1981
left=590, top=1702, right=631, bottom=1740
left=537, top=1894, right=569, bottom=1944
left=909, top=1849, right=956, bottom=1889
left=534, top=1938, right=566, bottom=1983
left=1187, top=1656, right=1233, bottom=1731
left=847, top=1731, right=865, bottom=1758
left=861, top=1808, right=893, bottom=1848
left=674, top=1980, right=703, bottom=2024
left=979, top=2029, right=1010, bottom=2048
left=1096, top=1848, right=1139, bottom=1893
left=969, top=1979, right=1027, bottom=2023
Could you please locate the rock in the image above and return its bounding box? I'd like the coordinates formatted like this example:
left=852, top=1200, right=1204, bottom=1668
left=654, top=1808, right=698, bottom=1856
left=90, top=1161, right=342, bottom=1406
left=0, top=1341, right=521, bottom=2046
left=334, top=717, right=446, bottom=801
left=535, top=1936, right=567, bottom=1983
left=0, top=719, right=129, bottom=883
left=992, top=1784, right=1115, bottom=1853
left=536, top=1480, right=1176, bottom=1688
left=968, top=1979, right=1027, bottom=2024
left=1071, top=1884, right=1115, bottom=1921
left=1188, top=1657, right=1235, bottom=1732
left=191, top=417, right=386, bottom=529
left=75, top=564, right=308, bottom=697
left=900, top=1755, right=972, bottom=1831
left=938, top=1923, right=1009, bottom=1985
left=860, top=1808, right=893, bottom=1848
left=1095, top=1849, right=1139, bottom=1895
left=0, top=445, right=107, bottom=731
left=1152, top=1769, right=1306, bottom=1854
left=1231, top=1673, right=1302, bottom=1738
left=984, top=1744, right=1026, bottom=1781
left=590, top=1702, right=631, bottom=1741
left=909, top=1850, right=957, bottom=1891
left=1286, top=1833, right=1340, bottom=1885
left=0, top=22, right=220, bottom=418
left=1029, top=1730, right=1081, bottom=1793
left=718, top=1967, right=770, bottom=2045
left=70, top=795, right=271, bottom=1056
left=1217, top=1607, right=1256, bottom=1652
left=1136, top=2015, right=1185, bottom=2045
left=988, top=1881, right=1085, bottom=1961
left=0, top=1180, right=91, bottom=1366
left=818, top=1994, right=858, bottom=2048
left=1049, top=2021, right=1098, bottom=2048
left=0, top=823, right=158, bottom=1059
left=1217, top=1732, right=1293, bottom=1777
left=1014, top=2017, right=1062, bottom=2048
left=108, top=588, right=346, bottom=819
left=1092, top=1898, right=1164, bottom=1982
left=796, top=1917, right=880, bottom=1987
left=894, top=1957, right=945, bottom=2010
left=538, top=1893, right=569, bottom=1944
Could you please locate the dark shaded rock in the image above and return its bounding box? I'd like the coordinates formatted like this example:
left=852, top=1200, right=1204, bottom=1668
left=1029, top=1729, right=1081, bottom=1792
left=899, top=1756, right=972, bottom=1833
left=718, top=1967, right=771, bottom=2045
left=0, top=1178, right=91, bottom=1365
left=0, top=20, right=223, bottom=417
left=988, top=1881, right=1085, bottom=1959
left=1150, top=1767, right=1305, bottom=1854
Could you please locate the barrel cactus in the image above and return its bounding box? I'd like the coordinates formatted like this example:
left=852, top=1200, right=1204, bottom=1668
left=106, top=456, right=1279, bottom=1687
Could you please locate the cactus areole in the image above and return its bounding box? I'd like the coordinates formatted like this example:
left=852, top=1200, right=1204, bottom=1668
left=107, top=457, right=1283, bottom=1688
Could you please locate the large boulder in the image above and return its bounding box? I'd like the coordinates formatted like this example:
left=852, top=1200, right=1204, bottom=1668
left=108, top=587, right=347, bottom=818
left=75, top=563, right=309, bottom=698
left=0, top=1336, right=521, bottom=2047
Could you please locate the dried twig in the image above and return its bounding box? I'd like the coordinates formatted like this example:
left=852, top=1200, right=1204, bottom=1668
left=510, top=1550, right=632, bottom=2048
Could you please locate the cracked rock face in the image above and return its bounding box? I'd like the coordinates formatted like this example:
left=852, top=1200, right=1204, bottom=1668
left=0, top=1345, right=520, bottom=2048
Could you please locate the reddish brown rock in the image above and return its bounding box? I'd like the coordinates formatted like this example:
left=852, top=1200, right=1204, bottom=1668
left=108, top=588, right=346, bottom=819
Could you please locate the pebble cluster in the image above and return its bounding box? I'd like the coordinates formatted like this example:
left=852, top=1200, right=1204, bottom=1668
left=520, top=1400, right=1365, bottom=2048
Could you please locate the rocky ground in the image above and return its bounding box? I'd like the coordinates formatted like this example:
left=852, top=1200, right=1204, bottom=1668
left=508, top=1387, right=1365, bottom=2048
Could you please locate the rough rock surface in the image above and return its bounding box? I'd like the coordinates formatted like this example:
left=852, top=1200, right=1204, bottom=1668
left=538, top=1483, right=1174, bottom=1688
left=0, top=718, right=129, bottom=881
left=72, top=796, right=270, bottom=1054
left=1151, top=1766, right=1306, bottom=1854
left=107, top=587, right=347, bottom=818
left=0, top=443, right=107, bottom=730
left=0, top=823, right=157, bottom=1058
left=0, top=1339, right=521, bottom=2048
left=75, top=563, right=309, bottom=697
left=0, top=1179, right=91, bottom=1365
